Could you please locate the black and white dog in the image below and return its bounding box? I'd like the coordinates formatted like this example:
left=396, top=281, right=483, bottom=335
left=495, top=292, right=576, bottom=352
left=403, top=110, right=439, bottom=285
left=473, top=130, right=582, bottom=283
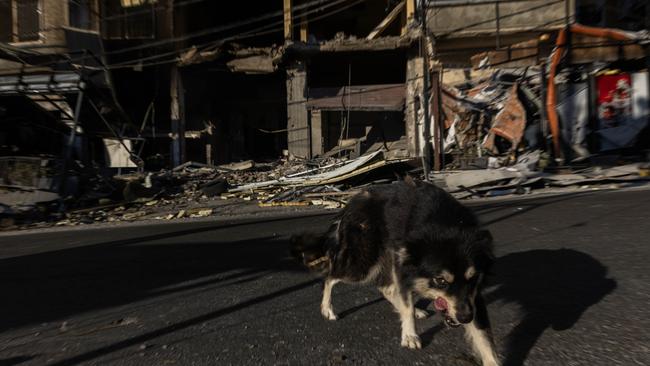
left=291, top=177, right=500, bottom=366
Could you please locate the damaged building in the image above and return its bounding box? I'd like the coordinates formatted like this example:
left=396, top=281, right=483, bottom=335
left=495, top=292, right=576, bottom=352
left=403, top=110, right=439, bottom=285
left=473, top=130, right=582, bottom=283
left=1, top=0, right=649, bottom=221
left=0, top=0, right=427, bottom=214
left=425, top=0, right=650, bottom=169
left=0, top=0, right=145, bottom=209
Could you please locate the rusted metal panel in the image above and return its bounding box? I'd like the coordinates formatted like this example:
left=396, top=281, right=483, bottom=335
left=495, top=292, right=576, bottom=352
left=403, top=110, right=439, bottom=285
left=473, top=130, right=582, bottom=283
left=483, top=83, right=526, bottom=153
left=570, top=34, right=646, bottom=64
left=307, top=84, right=405, bottom=111
left=471, top=38, right=542, bottom=68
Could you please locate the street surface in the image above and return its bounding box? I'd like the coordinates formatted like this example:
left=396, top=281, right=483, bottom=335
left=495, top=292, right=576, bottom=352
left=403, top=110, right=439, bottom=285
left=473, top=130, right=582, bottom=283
left=0, top=188, right=649, bottom=365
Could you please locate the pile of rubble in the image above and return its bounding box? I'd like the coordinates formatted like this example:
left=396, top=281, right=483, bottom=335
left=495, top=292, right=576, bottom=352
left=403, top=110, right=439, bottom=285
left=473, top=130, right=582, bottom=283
left=440, top=69, right=545, bottom=169
left=1, top=150, right=411, bottom=230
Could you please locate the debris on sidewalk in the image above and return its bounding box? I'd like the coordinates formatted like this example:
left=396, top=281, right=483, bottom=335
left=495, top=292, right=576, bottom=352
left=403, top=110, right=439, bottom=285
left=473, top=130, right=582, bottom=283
left=433, top=151, right=649, bottom=199
left=1, top=147, right=415, bottom=230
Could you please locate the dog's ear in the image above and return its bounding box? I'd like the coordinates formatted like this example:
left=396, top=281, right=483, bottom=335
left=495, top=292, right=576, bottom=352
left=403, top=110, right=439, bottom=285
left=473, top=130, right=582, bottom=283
left=475, top=229, right=493, bottom=247
left=404, top=174, right=420, bottom=187
left=473, top=229, right=495, bottom=271
left=289, top=233, right=317, bottom=260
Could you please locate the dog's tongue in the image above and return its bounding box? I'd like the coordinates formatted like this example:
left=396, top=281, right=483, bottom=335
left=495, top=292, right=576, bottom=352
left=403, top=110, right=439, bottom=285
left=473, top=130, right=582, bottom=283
left=434, top=297, right=448, bottom=311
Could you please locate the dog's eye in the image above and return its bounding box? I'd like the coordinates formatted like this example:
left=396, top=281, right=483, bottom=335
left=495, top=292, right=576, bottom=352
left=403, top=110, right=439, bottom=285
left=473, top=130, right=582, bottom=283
left=432, top=277, right=448, bottom=288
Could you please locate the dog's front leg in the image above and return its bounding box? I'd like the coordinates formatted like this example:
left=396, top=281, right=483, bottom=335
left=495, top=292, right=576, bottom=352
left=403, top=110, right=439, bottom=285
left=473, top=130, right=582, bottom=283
left=388, top=289, right=420, bottom=349
left=464, top=293, right=500, bottom=366
left=321, top=278, right=339, bottom=320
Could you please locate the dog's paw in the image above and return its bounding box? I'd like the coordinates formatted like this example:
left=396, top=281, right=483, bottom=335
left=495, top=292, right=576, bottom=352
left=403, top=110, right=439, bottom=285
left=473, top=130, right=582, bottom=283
left=482, top=359, right=501, bottom=366
left=321, top=306, right=338, bottom=321
left=414, top=308, right=429, bottom=319
left=400, top=334, right=421, bottom=349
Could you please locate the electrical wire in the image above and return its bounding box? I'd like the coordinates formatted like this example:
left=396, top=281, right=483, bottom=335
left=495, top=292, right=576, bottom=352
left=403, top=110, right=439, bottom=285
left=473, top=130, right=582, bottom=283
left=80, top=0, right=367, bottom=71
left=3, top=0, right=220, bottom=39
left=0, top=0, right=363, bottom=72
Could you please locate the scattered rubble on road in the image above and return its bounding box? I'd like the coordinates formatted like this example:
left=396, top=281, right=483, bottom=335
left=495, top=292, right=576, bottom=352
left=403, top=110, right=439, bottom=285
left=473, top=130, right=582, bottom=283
left=2, top=148, right=648, bottom=232
left=0, top=150, right=415, bottom=230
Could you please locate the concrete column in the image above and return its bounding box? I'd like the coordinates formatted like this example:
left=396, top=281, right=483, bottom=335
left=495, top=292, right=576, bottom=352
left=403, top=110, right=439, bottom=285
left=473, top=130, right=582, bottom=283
left=405, top=53, right=424, bottom=158
left=286, top=61, right=310, bottom=158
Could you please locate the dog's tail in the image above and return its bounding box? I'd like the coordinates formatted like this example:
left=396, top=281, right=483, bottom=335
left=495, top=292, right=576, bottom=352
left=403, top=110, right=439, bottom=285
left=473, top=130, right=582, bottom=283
left=290, top=232, right=332, bottom=275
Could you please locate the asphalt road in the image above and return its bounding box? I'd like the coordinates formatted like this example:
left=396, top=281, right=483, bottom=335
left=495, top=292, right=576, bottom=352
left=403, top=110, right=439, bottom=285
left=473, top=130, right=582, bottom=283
left=0, top=188, right=649, bottom=366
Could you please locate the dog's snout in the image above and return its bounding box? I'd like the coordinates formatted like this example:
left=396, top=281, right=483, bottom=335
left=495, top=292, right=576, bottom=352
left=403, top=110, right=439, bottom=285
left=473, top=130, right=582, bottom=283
left=456, top=311, right=473, bottom=324
left=456, top=302, right=474, bottom=324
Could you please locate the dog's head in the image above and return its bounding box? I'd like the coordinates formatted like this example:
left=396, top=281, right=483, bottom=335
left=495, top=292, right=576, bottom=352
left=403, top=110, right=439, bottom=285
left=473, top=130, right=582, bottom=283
left=404, top=228, right=494, bottom=328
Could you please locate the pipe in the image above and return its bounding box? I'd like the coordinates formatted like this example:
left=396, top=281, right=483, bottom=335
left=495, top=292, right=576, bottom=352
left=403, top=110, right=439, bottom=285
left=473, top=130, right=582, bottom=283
left=545, top=24, right=633, bottom=161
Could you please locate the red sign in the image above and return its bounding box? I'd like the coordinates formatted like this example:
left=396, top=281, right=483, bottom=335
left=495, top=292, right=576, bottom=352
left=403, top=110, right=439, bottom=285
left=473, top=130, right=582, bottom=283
left=596, top=73, right=632, bottom=129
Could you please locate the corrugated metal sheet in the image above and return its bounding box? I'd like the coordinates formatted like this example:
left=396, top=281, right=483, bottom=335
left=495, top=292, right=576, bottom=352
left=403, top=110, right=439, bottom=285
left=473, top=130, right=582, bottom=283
left=0, top=73, right=83, bottom=94
left=307, top=84, right=405, bottom=111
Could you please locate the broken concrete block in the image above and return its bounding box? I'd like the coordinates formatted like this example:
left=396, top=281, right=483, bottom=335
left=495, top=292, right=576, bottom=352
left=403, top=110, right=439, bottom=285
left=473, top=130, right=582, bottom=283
left=217, top=160, right=254, bottom=171
left=189, top=208, right=213, bottom=218
left=445, top=169, right=520, bottom=192
left=200, top=178, right=229, bottom=197
left=122, top=211, right=147, bottom=221
left=186, top=207, right=212, bottom=216
left=123, top=180, right=161, bottom=203
left=98, top=198, right=112, bottom=205
left=0, top=217, right=15, bottom=228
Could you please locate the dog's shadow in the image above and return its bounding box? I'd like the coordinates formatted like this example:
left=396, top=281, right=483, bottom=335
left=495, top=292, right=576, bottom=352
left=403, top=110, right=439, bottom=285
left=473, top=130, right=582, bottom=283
left=486, top=249, right=617, bottom=366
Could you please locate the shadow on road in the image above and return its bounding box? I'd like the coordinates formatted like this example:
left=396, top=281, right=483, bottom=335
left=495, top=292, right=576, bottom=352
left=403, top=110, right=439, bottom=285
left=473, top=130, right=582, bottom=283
left=486, top=249, right=617, bottom=366
left=0, top=356, right=36, bottom=366
left=471, top=191, right=595, bottom=227
left=0, top=232, right=311, bottom=333
left=337, top=297, right=385, bottom=319
left=0, top=229, right=323, bottom=365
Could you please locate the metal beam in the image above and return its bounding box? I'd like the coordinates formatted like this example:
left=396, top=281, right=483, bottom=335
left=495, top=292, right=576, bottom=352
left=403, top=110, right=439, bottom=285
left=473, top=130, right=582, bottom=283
left=368, top=1, right=405, bottom=40
left=300, top=15, right=308, bottom=42
left=426, top=0, right=548, bottom=8
left=58, top=90, right=84, bottom=202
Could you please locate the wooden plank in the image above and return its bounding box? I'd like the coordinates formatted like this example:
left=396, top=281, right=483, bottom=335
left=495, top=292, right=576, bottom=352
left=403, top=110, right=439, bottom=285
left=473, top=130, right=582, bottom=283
left=403, top=0, right=415, bottom=35
left=300, top=16, right=308, bottom=42
left=405, top=0, right=415, bottom=20
left=310, top=109, right=324, bottom=157
left=367, top=1, right=405, bottom=40
left=431, top=67, right=442, bottom=171
left=284, top=0, right=292, bottom=41
left=12, top=0, right=18, bottom=43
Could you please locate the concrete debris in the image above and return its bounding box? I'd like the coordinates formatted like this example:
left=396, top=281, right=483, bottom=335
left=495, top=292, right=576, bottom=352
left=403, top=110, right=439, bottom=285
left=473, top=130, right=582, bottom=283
left=441, top=70, right=542, bottom=169
left=444, top=169, right=525, bottom=192
left=3, top=142, right=648, bottom=231
left=200, top=178, right=229, bottom=197
left=3, top=149, right=412, bottom=230
left=433, top=157, right=649, bottom=199
left=217, top=160, right=255, bottom=172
